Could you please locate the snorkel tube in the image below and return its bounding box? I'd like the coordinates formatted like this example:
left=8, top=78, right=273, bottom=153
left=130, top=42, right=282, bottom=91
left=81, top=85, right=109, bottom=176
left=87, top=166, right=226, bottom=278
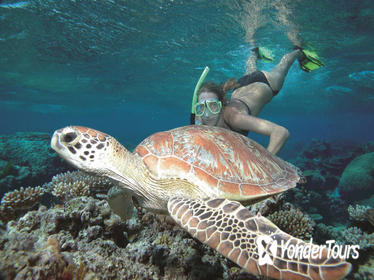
left=190, top=66, right=210, bottom=124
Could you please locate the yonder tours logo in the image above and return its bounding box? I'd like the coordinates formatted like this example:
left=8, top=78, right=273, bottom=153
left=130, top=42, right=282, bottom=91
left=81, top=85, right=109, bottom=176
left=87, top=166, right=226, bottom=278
left=256, top=236, right=360, bottom=265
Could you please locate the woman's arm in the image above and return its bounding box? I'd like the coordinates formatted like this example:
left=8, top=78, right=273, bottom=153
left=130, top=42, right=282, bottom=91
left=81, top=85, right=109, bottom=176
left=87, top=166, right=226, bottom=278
left=223, top=106, right=289, bottom=155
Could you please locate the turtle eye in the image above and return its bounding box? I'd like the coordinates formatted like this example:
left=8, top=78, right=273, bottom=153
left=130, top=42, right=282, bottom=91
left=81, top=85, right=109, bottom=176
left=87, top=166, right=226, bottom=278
left=63, top=132, right=77, bottom=143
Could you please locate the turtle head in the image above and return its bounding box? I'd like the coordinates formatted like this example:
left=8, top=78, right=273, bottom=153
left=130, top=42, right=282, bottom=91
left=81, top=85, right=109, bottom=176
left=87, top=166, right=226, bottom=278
left=51, top=126, right=117, bottom=175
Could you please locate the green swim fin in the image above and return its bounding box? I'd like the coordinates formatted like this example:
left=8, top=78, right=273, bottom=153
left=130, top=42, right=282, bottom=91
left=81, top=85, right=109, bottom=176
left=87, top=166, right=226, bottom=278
left=295, top=47, right=324, bottom=72
left=252, top=47, right=275, bottom=62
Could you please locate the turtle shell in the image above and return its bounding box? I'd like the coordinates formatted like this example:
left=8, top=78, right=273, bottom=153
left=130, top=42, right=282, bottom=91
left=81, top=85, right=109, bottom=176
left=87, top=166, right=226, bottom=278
left=134, top=125, right=301, bottom=200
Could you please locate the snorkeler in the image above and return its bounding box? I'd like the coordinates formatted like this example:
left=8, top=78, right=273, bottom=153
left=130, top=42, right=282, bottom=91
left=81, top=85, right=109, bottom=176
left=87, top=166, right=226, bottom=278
left=192, top=47, right=323, bottom=155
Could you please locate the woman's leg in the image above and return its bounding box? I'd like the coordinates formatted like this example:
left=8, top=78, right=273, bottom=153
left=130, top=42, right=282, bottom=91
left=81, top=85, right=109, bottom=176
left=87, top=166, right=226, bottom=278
left=263, top=49, right=302, bottom=93
left=245, top=48, right=259, bottom=75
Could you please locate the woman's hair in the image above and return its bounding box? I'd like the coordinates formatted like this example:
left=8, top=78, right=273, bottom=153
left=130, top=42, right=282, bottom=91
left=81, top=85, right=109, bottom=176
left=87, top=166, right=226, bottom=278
left=198, top=78, right=240, bottom=105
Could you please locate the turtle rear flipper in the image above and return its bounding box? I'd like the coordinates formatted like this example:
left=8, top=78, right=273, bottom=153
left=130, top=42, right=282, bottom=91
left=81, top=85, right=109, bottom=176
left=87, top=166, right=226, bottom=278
left=168, top=197, right=351, bottom=280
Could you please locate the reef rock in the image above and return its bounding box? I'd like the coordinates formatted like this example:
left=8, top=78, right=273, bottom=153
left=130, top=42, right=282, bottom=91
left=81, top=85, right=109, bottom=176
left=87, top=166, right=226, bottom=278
left=338, top=152, right=374, bottom=202
left=0, top=132, right=72, bottom=198
left=0, top=196, right=246, bottom=280
left=295, top=139, right=360, bottom=177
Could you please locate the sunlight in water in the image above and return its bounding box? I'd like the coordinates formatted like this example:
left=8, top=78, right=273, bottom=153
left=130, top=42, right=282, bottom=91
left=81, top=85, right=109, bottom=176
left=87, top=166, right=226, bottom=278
left=226, top=0, right=302, bottom=46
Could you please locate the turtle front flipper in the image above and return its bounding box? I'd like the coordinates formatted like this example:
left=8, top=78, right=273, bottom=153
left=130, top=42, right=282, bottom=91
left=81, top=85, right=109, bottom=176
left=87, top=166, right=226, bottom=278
left=167, top=197, right=351, bottom=280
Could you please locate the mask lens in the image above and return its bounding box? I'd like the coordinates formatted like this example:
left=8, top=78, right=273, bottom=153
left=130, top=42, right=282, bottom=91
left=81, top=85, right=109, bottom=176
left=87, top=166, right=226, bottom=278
left=207, top=100, right=221, bottom=114
left=195, top=102, right=205, bottom=117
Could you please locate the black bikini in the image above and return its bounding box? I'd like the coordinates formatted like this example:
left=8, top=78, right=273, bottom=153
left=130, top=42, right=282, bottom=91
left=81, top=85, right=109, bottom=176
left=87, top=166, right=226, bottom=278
left=224, top=71, right=278, bottom=136
left=234, top=71, right=279, bottom=96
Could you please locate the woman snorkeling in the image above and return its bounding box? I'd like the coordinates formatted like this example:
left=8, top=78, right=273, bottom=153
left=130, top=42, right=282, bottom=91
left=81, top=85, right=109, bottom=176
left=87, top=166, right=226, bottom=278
left=193, top=47, right=323, bottom=155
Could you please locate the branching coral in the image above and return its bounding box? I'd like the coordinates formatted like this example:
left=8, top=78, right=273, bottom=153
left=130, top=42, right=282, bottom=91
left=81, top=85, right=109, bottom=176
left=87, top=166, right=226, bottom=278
left=341, top=226, right=374, bottom=250
left=0, top=186, right=45, bottom=223
left=1, top=186, right=45, bottom=208
left=47, top=171, right=114, bottom=201
left=353, top=265, right=374, bottom=280
left=348, top=204, right=370, bottom=222
left=352, top=254, right=374, bottom=280
left=267, top=208, right=315, bottom=240
left=0, top=204, right=16, bottom=224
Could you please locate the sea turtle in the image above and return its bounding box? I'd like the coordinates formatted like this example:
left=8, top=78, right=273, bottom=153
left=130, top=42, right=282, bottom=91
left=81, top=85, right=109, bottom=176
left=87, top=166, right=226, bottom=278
left=51, top=125, right=351, bottom=280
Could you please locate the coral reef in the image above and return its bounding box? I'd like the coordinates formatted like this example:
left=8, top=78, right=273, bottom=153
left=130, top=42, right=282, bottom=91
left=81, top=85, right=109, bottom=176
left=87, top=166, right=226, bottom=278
left=267, top=208, right=315, bottom=240
left=351, top=254, right=374, bottom=280
left=46, top=171, right=114, bottom=201
left=1, top=196, right=256, bottom=280
left=248, top=194, right=285, bottom=217
left=314, top=204, right=374, bottom=247
left=352, top=264, right=374, bottom=280
left=249, top=195, right=318, bottom=241
left=313, top=222, right=374, bottom=280
left=285, top=184, right=348, bottom=225
left=285, top=140, right=374, bottom=225
left=2, top=139, right=374, bottom=279
left=0, top=186, right=45, bottom=223
left=0, top=160, right=18, bottom=179
left=248, top=195, right=317, bottom=241
left=314, top=223, right=342, bottom=244
left=6, top=236, right=79, bottom=279
left=348, top=204, right=371, bottom=222
left=340, top=227, right=374, bottom=250
left=294, top=139, right=360, bottom=178
left=0, top=132, right=72, bottom=198
left=345, top=204, right=374, bottom=280
left=365, top=208, right=374, bottom=226
left=338, top=152, right=374, bottom=202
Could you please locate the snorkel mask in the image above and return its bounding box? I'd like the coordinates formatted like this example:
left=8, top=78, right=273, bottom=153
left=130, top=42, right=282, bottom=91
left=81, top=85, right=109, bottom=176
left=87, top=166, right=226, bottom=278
left=194, top=99, right=222, bottom=117
left=190, top=66, right=210, bottom=124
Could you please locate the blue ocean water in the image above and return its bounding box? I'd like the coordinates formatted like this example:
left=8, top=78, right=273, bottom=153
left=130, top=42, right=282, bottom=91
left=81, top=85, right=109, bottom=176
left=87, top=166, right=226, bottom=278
left=1, top=2, right=374, bottom=279
left=0, top=0, right=373, bottom=156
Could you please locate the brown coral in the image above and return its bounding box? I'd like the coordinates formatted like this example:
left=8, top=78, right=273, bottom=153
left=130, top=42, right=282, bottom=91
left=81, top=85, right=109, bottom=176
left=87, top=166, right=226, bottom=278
left=267, top=208, right=315, bottom=240
left=47, top=171, right=114, bottom=201
left=1, top=186, right=45, bottom=208
left=0, top=186, right=45, bottom=223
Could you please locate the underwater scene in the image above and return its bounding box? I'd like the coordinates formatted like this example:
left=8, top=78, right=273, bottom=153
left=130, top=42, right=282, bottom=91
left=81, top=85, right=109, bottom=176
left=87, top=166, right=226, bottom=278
left=0, top=0, right=373, bottom=279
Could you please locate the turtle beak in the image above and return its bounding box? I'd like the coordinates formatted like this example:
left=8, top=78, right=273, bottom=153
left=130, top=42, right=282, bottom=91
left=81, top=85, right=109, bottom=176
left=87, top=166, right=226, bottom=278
left=51, top=128, right=73, bottom=166
left=51, top=127, right=82, bottom=164
left=51, top=129, right=64, bottom=152
left=51, top=127, right=81, bottom=151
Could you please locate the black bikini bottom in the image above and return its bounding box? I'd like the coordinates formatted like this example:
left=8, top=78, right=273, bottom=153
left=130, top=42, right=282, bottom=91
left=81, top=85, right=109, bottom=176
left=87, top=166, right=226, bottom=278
left=235, top=71, right=279, bottom=96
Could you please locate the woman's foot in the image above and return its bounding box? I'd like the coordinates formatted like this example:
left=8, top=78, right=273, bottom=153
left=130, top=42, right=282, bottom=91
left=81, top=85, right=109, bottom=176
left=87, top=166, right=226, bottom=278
left=293, top=46, right=324, bottom=72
